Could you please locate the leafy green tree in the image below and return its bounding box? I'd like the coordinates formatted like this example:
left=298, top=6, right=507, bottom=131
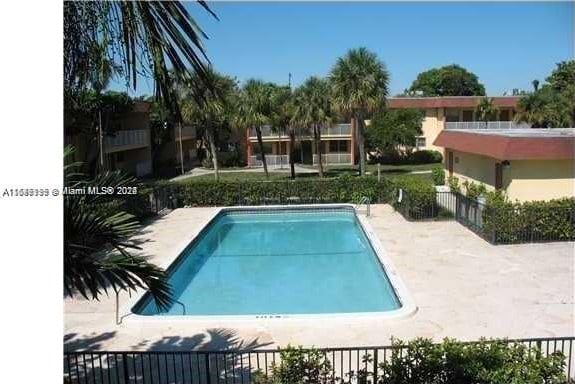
left=407, top=64, right=486, bottom=96
left=515, top=60, right=575, bottom=128
left=236, top=80, right=278, bottom=178
left=546, top=60, right=575, bottom=91
left=181, top=69, right=239, bottom=181
left=365, top=109, right=423, bottom=158
left=64, top=147, right=172, bottom=310
left=330, top=48, right=389, bottom=176
left=475, top=97, right=498, bottom=124
left=293, top=77, right=333, bottom=178
left=64, top=1, right=216, bottom=115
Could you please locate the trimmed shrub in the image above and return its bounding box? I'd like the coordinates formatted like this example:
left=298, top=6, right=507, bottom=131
left=392, top=177, right=438, bottom=220
left=160, top=175, right=395, bottom=207
left=408, top=149, right=443, bottom=164
left=378, top=338, right=566, bottom=384
left=483, top=197, right=575, bottom=244
left=253, top=346, right=333, bottom=384
left=431, top=165, right=445, bottom=186
left=371, top=150, right=443, bottom=165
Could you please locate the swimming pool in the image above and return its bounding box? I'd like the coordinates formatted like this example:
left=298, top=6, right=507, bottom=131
left=131, top=206, right=415, bottom=319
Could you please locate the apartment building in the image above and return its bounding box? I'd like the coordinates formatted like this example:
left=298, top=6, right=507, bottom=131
left=65, top=101, right=154, bottom=177
left=434, top=128, right=575, bottom=201
left=245, top=96, right=528, bottom=168
left=245, top=122, right=355, bottom=168
left=387, top=96, right=527, bottom=152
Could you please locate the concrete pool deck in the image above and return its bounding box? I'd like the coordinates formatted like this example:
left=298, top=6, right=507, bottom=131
left=64, top=205, right=574, bottom=351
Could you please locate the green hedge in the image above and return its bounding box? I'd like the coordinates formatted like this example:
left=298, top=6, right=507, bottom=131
left=392, top=177, right=444, bottom=220
left=483, top=197, right=575, bottom=244
left=152, top=175, right=395, bottom=208
left=252, top=339, right=567, bottom=384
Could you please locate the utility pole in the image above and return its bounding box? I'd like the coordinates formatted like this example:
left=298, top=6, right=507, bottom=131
left=288, top=73, right=292, bottom=89
left=178, top=121, right=185, bottom=175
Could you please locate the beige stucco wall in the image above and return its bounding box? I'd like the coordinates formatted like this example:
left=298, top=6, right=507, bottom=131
left=447, top=150, right=575, bottom=201
left=419, top=108, right=444, bottom=152
left=449, top=150, right=498, bottom=191
left=504, top=159, right=574, bottom=201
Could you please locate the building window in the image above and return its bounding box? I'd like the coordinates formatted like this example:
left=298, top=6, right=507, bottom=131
left=499, top=109, right=511, bottom=121
left=462, top=110, right=474, bottom=122
left=329, top=140, right=338, bottom=152
left=415, top=137, right=426, bottom=149
left=328, top=140, right=349, bottom=152
left=445, top=109, right=460, bottom=122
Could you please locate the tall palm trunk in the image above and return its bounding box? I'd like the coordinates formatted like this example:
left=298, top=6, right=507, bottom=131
left=356, top=116, right=366, bottom=176
left=289, top=127, right=296, bottom=179
left=255, top=126, right=269, bottom=178
left=313, top=124, right=324, bottom=178
left=206, top=127, right=219, bottom=182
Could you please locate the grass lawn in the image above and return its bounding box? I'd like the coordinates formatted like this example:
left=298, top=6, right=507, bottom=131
left=181, top=162, right=439, bottom=183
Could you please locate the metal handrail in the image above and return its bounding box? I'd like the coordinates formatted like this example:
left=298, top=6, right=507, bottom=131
left=174, top=300, right=186, bottom=315
left=356, top=196, right=371, bottom=217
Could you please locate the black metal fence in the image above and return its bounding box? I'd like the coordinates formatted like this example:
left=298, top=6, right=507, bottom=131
left=393, top=190, right=454, bottom=221
left=64, top=337, right=575, bottom=384
left=395, top=189, right=575, bottom=244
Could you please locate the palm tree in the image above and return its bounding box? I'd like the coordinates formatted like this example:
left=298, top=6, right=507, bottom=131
left=64, top=147, right=172, bottom=310
left=329, top=48, right=389, bottom=176
left=532, top=79, right=540, bottom=92
left=292, top=77, right=332, bottom=178
left=180, top=69, right=239, bottom=182
left=64, top=1, right=217, bottom=115
left=475, top=97, right=498, bottom=127
left=269, top=86, right=296, bottom=179
left=236, top=80, right=276, bottom=178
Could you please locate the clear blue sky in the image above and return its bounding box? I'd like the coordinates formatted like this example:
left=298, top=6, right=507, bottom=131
left=111, top=1, right=574, bottom=97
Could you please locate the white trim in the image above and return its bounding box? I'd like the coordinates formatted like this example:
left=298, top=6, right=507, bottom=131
left=122, top=204, right=417, bottom=324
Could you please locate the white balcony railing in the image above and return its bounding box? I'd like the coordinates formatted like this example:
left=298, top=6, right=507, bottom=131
left=320, top=124, right=352, bottom=136
left=445, top=121, right=531, bottom=130
left=248, top=124, right=352, bottom=139
left=248, top=126, right=279, bottom=138
left=104, top=129, right=149, bottom=152
left=313, top=153, right=352, bottom=165
left=249, top=155, right=290, bottom=168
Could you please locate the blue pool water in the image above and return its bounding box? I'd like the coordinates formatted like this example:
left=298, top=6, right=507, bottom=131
left=134, top=208, right=401, bottom=316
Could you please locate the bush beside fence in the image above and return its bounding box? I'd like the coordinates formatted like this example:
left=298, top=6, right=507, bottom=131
left=394, top=186, right=575, bottom=244
left=483, top=197, right=575, bottom=244
left=143, top=176, right=395, bottom=210
left=391, top=178, right=453, bottom=221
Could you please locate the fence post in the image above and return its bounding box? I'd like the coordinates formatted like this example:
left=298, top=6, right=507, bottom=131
left=455, top=193, right=460, bottom=221
left=205, top=353, right=211, bottom=384
left=122, top=353, right=129, bottom=384
left=373, top=349, right=378, bottom=384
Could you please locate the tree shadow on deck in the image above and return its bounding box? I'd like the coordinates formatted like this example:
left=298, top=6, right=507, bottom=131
left=64, top=328, right=274, bottom=384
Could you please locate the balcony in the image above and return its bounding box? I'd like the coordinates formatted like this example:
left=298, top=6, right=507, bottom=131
left=248, top=124, right=352, bottom=140
left=313, top=153, right=352, bottom=165
left=445, top=121, right=531, bottom=130
left=104, top=129, right=149, bottom=153
left=320, top=123, right=352, bottom=136
left=248, top=154, right=290, bottom=168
